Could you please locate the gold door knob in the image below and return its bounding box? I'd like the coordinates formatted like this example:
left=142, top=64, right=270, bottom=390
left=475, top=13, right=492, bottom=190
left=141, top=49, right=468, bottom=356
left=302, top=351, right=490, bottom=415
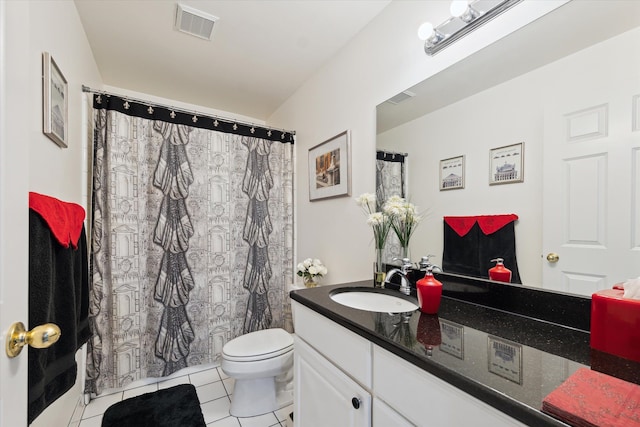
left=546, top=253, right=560, bottom=263
left=5, top=321, right=61, bottom=358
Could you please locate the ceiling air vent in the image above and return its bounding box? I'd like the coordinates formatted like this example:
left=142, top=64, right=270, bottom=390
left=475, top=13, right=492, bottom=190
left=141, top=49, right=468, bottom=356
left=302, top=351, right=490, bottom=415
left=175, top=3, right=219, bottom=41
left=386, top=90, right=416, bottom=105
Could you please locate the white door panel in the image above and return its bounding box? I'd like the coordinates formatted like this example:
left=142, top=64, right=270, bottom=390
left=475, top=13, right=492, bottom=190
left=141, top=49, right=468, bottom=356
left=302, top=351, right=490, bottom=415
left=543, top=45, right=640, bottom=295
left=0, top=1, right=30, bottom=426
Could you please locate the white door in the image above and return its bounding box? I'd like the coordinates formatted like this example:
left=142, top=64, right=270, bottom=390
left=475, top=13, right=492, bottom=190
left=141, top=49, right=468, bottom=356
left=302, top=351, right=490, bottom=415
left=0, top=1, right=33, bottom=425
left=294, top=337, right=371, bottom=427
left=542, top=31, right=640, bottom=296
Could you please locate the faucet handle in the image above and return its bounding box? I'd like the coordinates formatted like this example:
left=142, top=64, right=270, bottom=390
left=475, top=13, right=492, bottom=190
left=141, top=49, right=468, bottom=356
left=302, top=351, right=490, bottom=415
left=400, top=257, right=412, bottom=273
left=418, top=255, right=436, bottom=270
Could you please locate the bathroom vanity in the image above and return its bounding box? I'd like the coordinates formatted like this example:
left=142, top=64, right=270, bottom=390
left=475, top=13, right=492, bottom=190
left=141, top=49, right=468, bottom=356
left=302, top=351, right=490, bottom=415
left=290, top=274, right=640, bottom=426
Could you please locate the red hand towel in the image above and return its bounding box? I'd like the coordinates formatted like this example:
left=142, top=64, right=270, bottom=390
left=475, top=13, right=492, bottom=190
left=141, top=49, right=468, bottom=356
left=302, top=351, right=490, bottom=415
left=443, top=216, right=478, bottom=237
left=444, top=214, right=518, bottom=237
left=476, top=214, right=518, bottom=235
left=28, top=192, right=85, bottom=249
left=542, top=367, right=640, bottom=427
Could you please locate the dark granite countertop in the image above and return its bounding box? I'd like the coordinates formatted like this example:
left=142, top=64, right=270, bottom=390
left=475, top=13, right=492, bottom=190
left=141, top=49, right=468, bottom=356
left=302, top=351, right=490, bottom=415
left=290, top=274, right=640, bottom=427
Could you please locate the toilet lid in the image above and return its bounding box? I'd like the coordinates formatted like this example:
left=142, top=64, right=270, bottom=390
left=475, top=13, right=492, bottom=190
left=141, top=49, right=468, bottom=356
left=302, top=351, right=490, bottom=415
left=223, top=328, right=293, bottom=362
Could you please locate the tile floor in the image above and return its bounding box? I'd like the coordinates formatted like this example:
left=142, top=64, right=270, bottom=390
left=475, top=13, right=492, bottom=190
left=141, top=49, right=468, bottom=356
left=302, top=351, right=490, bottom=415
left=67, top=364, right=293, bottom=427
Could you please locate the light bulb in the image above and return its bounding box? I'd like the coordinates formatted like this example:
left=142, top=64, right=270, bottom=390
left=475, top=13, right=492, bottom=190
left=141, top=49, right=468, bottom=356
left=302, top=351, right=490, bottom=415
left=450, top=0, right=468, bottom=18
left=417, top=22, right=435, bottom=41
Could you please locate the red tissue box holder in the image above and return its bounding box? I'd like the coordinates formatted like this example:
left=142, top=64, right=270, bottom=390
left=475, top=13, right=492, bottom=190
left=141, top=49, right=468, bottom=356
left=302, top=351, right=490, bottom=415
left=591, top=289, right=640, bottom=363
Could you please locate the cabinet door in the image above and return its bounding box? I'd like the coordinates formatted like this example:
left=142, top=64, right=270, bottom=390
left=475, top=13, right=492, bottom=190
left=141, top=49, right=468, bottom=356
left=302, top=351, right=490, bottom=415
left=294, top=336, right=371, bottom=427
left=373, top=398, right=415, bottom=427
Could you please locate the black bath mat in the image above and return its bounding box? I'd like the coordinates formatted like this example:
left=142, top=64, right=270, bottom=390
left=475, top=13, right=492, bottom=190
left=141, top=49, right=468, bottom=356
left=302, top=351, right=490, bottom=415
left=101, top=384, right=206, bottom=427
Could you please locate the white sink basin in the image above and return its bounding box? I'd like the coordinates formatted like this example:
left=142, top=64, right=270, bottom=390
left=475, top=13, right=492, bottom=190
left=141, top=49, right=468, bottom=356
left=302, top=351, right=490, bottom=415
left=330, top=288, right=418, bottom=313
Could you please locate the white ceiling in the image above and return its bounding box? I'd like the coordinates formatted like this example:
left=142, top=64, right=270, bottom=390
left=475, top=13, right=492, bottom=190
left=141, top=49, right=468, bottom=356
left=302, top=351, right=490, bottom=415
left=74, top=0, right=392, bottom=121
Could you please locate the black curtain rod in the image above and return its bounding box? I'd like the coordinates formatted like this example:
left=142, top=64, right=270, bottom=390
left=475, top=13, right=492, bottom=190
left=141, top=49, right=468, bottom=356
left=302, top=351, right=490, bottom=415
left=81, top=85, right=296, bottom=137
left=377, top=149, right=408, bottom=157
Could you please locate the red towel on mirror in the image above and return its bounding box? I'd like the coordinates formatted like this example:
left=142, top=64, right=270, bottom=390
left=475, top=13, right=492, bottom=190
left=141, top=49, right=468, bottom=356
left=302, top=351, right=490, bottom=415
left=444, top=214, right=518, bottom=237
left=28, top=192, right=85, bottom=249
left=542, top=367, right=640, bottom=427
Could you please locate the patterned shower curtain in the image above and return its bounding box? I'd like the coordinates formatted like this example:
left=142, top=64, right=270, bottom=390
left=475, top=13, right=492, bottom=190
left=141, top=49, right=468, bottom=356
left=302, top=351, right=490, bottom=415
left=85, top=93, right=294, bottom=395
left=375, top=150, right=406, bottom=263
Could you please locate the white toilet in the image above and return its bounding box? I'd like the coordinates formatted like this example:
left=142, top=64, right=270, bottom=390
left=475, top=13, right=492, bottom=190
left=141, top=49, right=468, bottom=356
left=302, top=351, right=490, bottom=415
left=221, top=328, right=294, bottom=418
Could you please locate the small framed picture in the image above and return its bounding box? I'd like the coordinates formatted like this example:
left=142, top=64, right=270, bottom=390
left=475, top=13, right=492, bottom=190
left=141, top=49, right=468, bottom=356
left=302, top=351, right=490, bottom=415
left=439, top=319, right=464, bottom=359
left=308, top=130, right=351, bottom=201
left=487, top=336, right=523, bottom=384
left=489, top=142, right=523, bottom=185
left=42, top=52, right=68, bottom=148
left=439, top=155, right=465, bottom=191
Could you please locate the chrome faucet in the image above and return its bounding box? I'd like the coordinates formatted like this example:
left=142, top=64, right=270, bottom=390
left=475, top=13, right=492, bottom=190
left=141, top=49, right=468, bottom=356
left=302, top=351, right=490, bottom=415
left=384, top=258, right=413, bottom=295
left=418, top=255, right=442, bottom=273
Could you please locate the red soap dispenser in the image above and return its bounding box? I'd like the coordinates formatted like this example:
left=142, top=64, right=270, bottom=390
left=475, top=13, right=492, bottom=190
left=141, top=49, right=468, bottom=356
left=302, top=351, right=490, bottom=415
left=489, top=258, right=512, bottom=283
left=416, top=266, right=442, bottom=314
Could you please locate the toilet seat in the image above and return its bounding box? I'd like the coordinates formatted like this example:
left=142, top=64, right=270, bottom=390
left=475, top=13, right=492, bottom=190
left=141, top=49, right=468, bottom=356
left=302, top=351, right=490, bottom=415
left=222, top=328, right=293, bottom=362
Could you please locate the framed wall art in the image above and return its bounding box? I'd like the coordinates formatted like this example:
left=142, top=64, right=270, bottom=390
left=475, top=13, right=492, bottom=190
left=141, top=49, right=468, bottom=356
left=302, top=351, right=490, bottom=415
left=489, top=142, right=524, bottom=185
left=42, top=52, right=68, bottom=148
left=487, top=335, right=523, bottom=384
left=308, top=130, right=351, bottom=201
left=439, top=155, right=465, bottom=191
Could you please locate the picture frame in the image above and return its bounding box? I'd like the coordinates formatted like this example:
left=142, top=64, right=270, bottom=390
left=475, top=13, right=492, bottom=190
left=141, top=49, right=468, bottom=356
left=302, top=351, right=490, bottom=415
left=308, top=130, right=351, bottom=201
left=439, top=319, right=465, bottom=359
left=489, top=142, right=524, bottom=185
left=439, top=155, right=465, bottom=191
left=487, top=335, right=523, bottom=384
left=42, top=52, right=68, bottom=148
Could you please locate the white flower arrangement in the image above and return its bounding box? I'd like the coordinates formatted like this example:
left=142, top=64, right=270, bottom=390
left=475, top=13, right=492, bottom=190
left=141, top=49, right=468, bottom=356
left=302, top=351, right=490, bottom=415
left=382, top=195, right=421, bottom=250
left=356, top=193, right=391, bottom=250
left=296, top=258, right=328, bottom=283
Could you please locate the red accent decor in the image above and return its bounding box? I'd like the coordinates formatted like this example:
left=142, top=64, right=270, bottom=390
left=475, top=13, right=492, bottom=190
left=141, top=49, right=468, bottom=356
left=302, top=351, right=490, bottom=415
left=444, top=214, right=518, bottom=237
left=29, top=192, right=85, bottom=249
left=443, top=216, right=477, bottom=237
left=416, top=313, right=441, bottom=349
left=542, top=367, right=640, bottom=427
left=591, top=289, right=640, bottom=363
left=489, top=260, right=512, bottom=283
left=416, top=272, right=443, bottom=314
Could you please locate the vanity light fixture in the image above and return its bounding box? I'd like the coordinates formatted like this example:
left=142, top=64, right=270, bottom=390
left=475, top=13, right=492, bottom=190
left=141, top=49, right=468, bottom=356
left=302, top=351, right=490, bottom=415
left=418, top=0, right=523, bottom=56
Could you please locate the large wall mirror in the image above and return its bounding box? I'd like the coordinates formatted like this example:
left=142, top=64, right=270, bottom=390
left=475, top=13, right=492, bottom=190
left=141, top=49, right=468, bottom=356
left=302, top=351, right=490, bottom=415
left=376, top=0, right=640, bottom=295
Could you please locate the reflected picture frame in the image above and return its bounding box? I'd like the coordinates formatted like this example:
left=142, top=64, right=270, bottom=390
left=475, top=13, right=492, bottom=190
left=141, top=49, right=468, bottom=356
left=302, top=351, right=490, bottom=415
left=489, top=142, right=524, bottom=185
left=487, top=335, right=523, bottom=384
left=308, top=130, right=351, bottom=201
left=439, top=319, right=465, bottom=359
left=42, top=52, right=68, bottom=148
left=439, top=155, right=465, bottom=191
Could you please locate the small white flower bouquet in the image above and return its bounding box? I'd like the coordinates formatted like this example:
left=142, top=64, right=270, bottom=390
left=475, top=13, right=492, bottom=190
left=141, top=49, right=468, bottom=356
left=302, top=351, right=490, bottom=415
left=297, top=258, right=328, bottom=287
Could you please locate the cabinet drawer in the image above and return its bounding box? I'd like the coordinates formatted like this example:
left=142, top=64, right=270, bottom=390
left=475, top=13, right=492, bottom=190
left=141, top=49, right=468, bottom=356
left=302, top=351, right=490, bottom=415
left=293, top=301, right=372, bottom=388
left=373, top=345, right=526, bottom=427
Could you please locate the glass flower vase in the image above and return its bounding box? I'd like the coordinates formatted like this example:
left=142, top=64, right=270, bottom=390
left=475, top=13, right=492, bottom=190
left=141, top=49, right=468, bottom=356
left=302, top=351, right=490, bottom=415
left=400, top=244, right=410, bottom=260
left=374, top=248, right=386, bottom=288
left=303, top=275, right=320, bottom=288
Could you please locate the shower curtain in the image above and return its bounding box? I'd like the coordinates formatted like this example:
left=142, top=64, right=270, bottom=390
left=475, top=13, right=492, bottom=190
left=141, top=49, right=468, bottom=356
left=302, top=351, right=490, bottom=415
left=375, top=150, right=406, bottom=263
left=85, top=93, right=294, bottom=395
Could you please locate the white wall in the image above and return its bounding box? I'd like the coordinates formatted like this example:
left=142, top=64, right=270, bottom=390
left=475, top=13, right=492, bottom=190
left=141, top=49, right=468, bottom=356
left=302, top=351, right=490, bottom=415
left=2, top=1, right=102, bottom=425
left=268, top=1, right=567, bottom=285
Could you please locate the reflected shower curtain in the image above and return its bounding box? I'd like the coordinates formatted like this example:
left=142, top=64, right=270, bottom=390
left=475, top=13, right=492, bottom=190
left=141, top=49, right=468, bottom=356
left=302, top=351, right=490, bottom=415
left=375, top=151, right=406, bottom=263
left=85, top=94, right=294, bottom=395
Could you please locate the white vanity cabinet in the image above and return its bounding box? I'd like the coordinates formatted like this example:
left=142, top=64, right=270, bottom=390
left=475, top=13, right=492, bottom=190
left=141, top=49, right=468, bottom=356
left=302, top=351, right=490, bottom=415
left=294, top=337, right=371, bottom=427
left=373, top=345, right=528, bottom=427
left=372, top=398, right=414, bottom=426
left=292, top=301, right=527, bottom=427
left=292, top=301, right=372, bottom=427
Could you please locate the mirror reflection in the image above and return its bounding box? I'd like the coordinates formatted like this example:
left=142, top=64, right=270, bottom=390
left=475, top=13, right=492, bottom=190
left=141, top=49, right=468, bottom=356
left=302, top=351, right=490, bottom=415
left=376, top=1, right=640, bottom=294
